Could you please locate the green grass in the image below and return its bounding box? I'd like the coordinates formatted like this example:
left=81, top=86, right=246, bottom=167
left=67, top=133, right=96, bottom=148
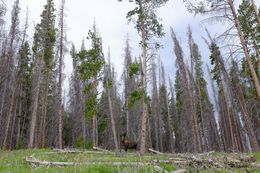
left=0, top=149, right=259, bottom=173
left=254, top=152, right=260, bottom=162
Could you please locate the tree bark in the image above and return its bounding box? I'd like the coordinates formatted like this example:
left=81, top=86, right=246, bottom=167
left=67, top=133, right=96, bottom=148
left=28, top=57, right=43, bottom=148
left=108, top=87, right=119, bottom=155
left=139, top=1, right=148, bottom=155
left=38, top=73, right=50, bottom=148
left=2, top=89, right=15, bottom=149
left=57, top=0, right=65, bottom=149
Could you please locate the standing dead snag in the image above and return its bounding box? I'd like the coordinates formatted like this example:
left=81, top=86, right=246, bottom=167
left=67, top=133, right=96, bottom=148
left=120, top=133, right=137, bottom=152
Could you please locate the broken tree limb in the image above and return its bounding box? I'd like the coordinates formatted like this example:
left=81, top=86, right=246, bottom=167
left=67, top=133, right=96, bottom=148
left=26, top=156, right=78, bottom=166
left=198, top=151, right=215, bottom=156
left=148, top=148, right=165, bottom=155
left=52, top=148, right=83, bottom=153
left=93, top=147, right=113, bottom=154
left=170, top=169, right=189, bottom=173
left=154, top=166, right=169, bottom=173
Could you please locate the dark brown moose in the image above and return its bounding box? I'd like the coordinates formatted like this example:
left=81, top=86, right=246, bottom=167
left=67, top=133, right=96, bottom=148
left=120, top=133, right=137, bottom=152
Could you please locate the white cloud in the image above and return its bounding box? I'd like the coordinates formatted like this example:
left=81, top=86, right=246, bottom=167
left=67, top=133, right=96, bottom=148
left=13, top=0, right=248, bottom=94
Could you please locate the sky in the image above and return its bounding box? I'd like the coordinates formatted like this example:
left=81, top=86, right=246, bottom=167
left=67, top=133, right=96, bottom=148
left=5, top=0, right=258, bottom=97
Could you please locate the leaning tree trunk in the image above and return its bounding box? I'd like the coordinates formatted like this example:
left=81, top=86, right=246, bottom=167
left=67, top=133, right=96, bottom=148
left=2, top=89, right=15, bottom=149
left=250, top=0, right=260, bottom=26
left=108, top=87, right=119, bottom=155
left=221, top=79, right=235, bottom=151
left=232, top=65, right=259, bottom=151
left=228, top=0, right=260, bottom=99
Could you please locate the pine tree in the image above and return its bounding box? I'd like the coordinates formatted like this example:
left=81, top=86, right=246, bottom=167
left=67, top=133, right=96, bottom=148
left=184, top=0, right=260, bottom=99
left=57, top=0, right=67, bottom=149
left=171, top=28, right=202, bottom=153
left=189, top=30, right=220, bottom=151
left=1, top=0, right=20, bottom=149
left=77, top=23, right=105, bottom=148
left=28, top=0, right=56, bottom=148
left=119, top=0, right=168, bottom=155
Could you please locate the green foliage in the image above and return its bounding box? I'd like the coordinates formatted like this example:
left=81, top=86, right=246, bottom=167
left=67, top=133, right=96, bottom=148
left=15, top=141, right=25, bottom=150
left=77, top=26, right=105, bottom=122
left=33, top=0, right=56, bottom=70
left=129, top=62, right=140, bottom=78
left=209, top=43, right=222, bottom=86
left=238, top=0, right=260, bottom=84
left=85, top=141, right=94, bottom=149
left=98, top=119, right=108, bottom=133
left=76, top=136, right=84, bottom=148
left=18, top=41, right=32, bottom=143
left=238, top=0, right=260, bottom=52
left=128, top=89, right=145, bottom=108
left=159, top=85, right=168, bottom=121
left=84, top=93, right=98, bottom=121
left=120, top=0, right=168, bottom=48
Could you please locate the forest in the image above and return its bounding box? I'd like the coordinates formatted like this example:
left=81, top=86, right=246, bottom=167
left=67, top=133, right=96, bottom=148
left=0, top=0, right=259, bottom=172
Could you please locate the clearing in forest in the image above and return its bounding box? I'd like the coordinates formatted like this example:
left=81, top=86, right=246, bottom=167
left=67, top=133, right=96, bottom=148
left=0, top=148, right=260, bottom=173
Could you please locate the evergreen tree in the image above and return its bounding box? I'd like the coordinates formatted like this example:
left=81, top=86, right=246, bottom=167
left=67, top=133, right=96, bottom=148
left=28, top=0, right=56, bottom=148
left=77, top=24, right=105, bottom=147
left=119, top=0, right=168, bottom=155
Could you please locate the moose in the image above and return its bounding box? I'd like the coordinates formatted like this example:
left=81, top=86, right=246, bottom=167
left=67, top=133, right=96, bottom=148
left=120, top=133, right=137, bottom=152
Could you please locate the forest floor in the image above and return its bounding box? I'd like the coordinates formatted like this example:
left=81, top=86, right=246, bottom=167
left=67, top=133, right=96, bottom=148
left=0, top=148, right=259, bottom=173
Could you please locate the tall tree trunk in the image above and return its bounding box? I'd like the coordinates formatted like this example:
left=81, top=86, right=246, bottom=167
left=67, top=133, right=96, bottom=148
left=139, top=2, right=148, bottom=155
left=228, top=0, right=260, bottom=99
left=16, top=93, right=22, bottom=146
left=38, top=74, right=50, bottom=148
left=2, top=89, right=15, bottom=149
left=221, top=79, right=235, bottom=151
left=93, top=114, right=98, bottom=147
left=108, top=87, right=119, bottom=155
left=232, top=63, right=259, bottom=151
left=28, top=58, right=42, bottom=148
left=57, top=0, right=65, bottom=149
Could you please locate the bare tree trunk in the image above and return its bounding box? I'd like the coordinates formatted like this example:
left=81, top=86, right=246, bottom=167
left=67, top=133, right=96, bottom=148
left=2, top=89, right=15, bottom=149
left=108, top=87, right=119, bottom=154
left=16, top=96, right=22, bottom=146
left=221, top=79, right=235, bottom=151
left=166, top=99, right=174, bottom=153
left=139, top=2, right=148, bottom=155
left=57, top=0, right=65, bottom=149
left=232, top=63, right=259, bottom=151
left=38, top=74, right=50, bottom=148
left=228, top=0, right=260, bottom=99
left=207, top=65, right=219, bottom=113
left=92, top=115, right=98, bottom=147
left=28, top=58, right=42, bottom=148
left=9, top=86, right=20, bottom=148
left=152, top=63, right=159, bottom=151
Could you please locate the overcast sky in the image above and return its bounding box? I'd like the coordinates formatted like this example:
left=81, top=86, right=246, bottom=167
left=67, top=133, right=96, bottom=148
left=5, top=0, right=259, bottom=96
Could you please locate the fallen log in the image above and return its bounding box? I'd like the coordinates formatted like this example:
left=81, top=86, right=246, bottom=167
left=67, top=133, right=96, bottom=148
left=93, top=147, right=113, bottom=154
left=52, top=148, right=83, bottom=153
left=154, top=166, right=169, bottom=173
left=170, top=169, right=188, bottom=173
left=25, top=156, right=148, bottom=167
left=148, top=148, right=165, bottom=155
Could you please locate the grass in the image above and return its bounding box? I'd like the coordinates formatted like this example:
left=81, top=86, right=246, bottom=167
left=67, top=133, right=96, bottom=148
left=0, top=149, right=259, bottom=173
